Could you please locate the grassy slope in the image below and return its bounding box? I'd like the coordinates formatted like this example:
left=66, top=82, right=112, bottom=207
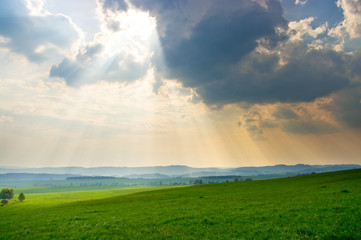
left=1, top=169, right=361, bottom=239
left=10, top=186, right=180, bottom=205
left=12, top=185, right=172, bottom=195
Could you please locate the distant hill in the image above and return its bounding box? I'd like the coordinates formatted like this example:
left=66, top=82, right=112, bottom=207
left=0, top=173, right=79, bottom=181
left=66, top=176, right=118, bottom=180
left=0, top=164, right=359, bottom=180
left=123, top=173, right=170, bottom=179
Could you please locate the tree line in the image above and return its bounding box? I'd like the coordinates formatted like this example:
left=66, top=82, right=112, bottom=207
left=0, top=188, right=25, bottom=206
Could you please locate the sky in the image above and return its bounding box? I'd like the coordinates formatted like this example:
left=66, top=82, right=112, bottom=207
left=0, top=0, right=361, bottom=168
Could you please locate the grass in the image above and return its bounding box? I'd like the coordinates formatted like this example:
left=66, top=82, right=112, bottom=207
left=12, top=185, right=168, bottom=195
left=1, top=169, right=361, bottom=239
left=10, top=186, right=178, bottom=206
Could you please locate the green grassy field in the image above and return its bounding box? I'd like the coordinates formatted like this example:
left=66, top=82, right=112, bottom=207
left=12, top=185, right=167, bottom=195
left=1, top=169, right=361, bottom=239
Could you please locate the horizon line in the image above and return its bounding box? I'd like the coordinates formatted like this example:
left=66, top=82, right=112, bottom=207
left=0, top=163, right=360, bottom=169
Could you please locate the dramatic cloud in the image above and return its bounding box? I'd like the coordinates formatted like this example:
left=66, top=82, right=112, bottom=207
left=240, top=104, right=339, bottom=136
left=1, top=0, right=361, bottom=166
left=0, top=0, right=80, bottom=62
left=129, top=0, right=361, bottom=141
left=327, top=0, right=361, bottom=51
left=320, top=48, right=361, bottom=129
left=336, top=0, right=361, bottom=39
left=202, top=47, right=350, bottom=105
left=50, top=1, right=156, bottom=86
left=323, top=87, right=361, bottom=128
left=98, top=0, right=129, bottom=31
left=131, top=0, right=354, bottom=107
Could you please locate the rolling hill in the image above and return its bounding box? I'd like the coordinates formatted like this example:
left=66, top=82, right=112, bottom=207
left=0, top=163, right=359, bottom=178
left=1, top=169, right=361, bottom=239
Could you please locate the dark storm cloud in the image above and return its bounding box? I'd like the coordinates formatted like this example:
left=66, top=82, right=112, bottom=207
left=131, top=0, right=352, bottom=106
left=139, top=0, right=287, bottom=83
left=200, top=48, right=350, bottom=105
left=0, top=0, right=79, bottom=62
left=318, top=48, right=361, bottom=129
left=164, top=9, right=276, bottom=86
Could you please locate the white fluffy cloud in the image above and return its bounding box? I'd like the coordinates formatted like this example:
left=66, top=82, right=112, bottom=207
left=337, top=0, right=361, bottom=39
left=49, top=1, right=158, bottom=86
left=288, top=17, right=327, bottom=41
left=327, top=0, right=361, bottom=51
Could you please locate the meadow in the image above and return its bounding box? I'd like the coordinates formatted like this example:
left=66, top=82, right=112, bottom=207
left=1, top=169, right=361, bottom=239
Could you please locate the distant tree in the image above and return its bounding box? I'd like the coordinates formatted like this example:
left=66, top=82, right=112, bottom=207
left=1, top=199, right=9, bottom=205
left=234, top=178, right=239, bottom=182
left=244, top=178, right=252, bottom=181
left=0, top=188, right=14, bottom=199
left=18, top=192, right=25, bottom=202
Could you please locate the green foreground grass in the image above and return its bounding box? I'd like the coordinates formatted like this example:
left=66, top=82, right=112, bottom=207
left=1, top=169, right=361, bottom=239
left=10, top=186, right=179, bottom=205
